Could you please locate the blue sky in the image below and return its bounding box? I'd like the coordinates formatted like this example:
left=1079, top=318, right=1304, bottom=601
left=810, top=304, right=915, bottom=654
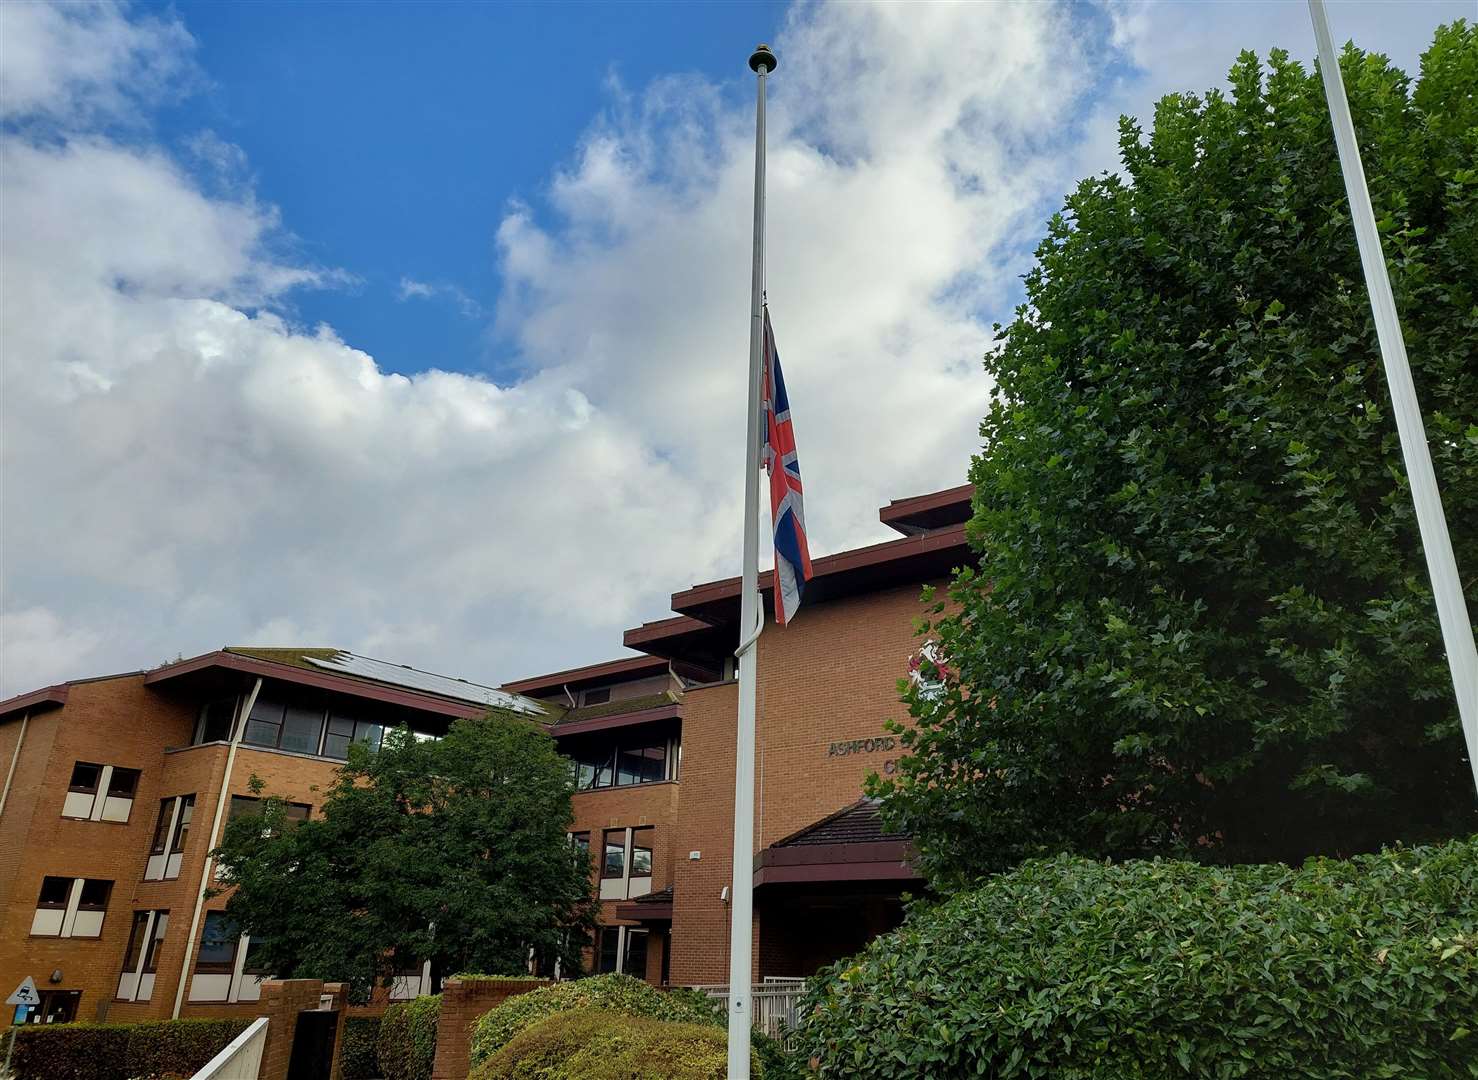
left=1, top=1, right=1469, bottom=695
left=146, top=1, right=789, bottom=380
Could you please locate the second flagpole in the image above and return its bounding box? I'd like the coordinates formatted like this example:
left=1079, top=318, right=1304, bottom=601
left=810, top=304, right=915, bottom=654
left=727, top=40, right=775, bottom=1080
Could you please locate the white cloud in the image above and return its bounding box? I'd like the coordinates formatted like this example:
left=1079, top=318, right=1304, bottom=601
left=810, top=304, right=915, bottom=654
left=0, top=0, right=1467, bottom=696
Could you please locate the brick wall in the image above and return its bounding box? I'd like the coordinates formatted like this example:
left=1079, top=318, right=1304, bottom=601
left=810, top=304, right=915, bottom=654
left=258, top=978, right=347, bottom=1080
left=669, top=581, right=942, bottom=986
left=430, top=976, right=550, bottom=1080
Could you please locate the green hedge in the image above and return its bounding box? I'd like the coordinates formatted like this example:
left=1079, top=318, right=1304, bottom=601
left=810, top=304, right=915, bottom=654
left=8, top=1017, right=249, bottom=1080
left=471, top=1007, right=744, bottom=1080
left=468, top=974, right=721, bottom=1067
left=800, top=838, right=1478, bottom=1078
left=340, top=1015, right=382, bottom=1080
left=377, top=995, right=440, bottom=1080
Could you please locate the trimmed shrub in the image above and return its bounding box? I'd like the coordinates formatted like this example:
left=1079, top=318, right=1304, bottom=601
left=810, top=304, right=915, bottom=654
left=800, top=838, right=1478, bottom=1078
left=468, top=974, right=721, bottom=1067
left=377, top=995, right=440, bottom=1080
left=8, top=1017, right=248, bottom=1080
left=471, top=1007, right=745, bottom=1080
left=340, top=1015, right=383, bottom=1080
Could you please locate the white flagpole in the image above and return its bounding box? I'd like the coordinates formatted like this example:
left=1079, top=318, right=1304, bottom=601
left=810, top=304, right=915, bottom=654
left=727, top=41, right=775, bottom=1080
left=1308, top=0, right=1478, bottom=794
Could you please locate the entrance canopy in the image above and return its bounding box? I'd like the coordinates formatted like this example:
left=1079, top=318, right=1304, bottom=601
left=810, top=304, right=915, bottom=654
left=754, top=798, right=919, bottom=887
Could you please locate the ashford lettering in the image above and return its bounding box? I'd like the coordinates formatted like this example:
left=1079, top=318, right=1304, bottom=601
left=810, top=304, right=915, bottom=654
left=827, top=737, right=896, bottom=757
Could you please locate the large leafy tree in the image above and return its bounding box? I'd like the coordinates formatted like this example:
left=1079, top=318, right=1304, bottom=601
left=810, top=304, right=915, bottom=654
left=213, top=712, right=595, bottom=996
left=874, top=27, right=1478, bottom=887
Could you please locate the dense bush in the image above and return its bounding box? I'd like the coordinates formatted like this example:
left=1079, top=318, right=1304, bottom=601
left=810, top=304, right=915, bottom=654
left=340, top=1015, right=383, bottom=1080
left=800, top=838, right=1478, bottom=1078
left=9, top=1017, right=249, bottom=1080
left=468, top=974, right=721, bottom=1067
left=377, top=995, right=440, bottom=1080
left=471, top=1007, right=744, bottom=1080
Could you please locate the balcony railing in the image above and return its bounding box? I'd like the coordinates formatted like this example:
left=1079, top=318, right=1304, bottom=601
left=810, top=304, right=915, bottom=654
left=692, top=979, right=807, bottom=1049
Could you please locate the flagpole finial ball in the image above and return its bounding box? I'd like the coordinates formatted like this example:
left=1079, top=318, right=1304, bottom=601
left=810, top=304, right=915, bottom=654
left=749, top=44, right=777, bottom=74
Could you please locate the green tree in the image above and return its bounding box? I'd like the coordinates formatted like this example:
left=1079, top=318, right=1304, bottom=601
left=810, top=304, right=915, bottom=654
left=873, top=26, right=1478, bottom=887
left=213, top=713, right=595, bottom=996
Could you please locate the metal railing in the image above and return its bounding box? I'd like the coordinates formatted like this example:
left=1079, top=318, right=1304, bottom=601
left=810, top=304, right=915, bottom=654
left=188, top=1015, right=268, bottom=1080
left=694, top=980, right=806, bottom=1049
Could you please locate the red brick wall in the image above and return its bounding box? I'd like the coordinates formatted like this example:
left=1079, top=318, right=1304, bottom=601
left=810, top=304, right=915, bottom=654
left=669, top=581, right=941, bottom=986
left=431, top=976, right=550, bottom=1080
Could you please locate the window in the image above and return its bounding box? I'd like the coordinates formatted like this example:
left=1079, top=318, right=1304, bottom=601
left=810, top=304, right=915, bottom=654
left=581, top=686, right=611, bottom=706
left=171, top=795, right=194, bottom=852
left=196, top=697, right=237, bottom=743
left=229, top=795, right=310, bottom=824
left=244, top=697, right=326, bottom=754
left=33, top=877, right=110, bottom=937
left=196, top=912, right=239, bottom=972
left=107, top=768, right=140, bottom=800
left=602, top=830, right=626, bottom=879
left=27, top=990, right=80, bottom=1025
left=78, top=878, right=111, bottom=912
left=322, top=713, right=385, bottom=759
left=36, top=876, right=70, bottom=910
left=122, top=912, right=149, bottom=974
left=64, top=762, right=139, bottom=822
left=117, top=910, right=169, bottom=1002
left=572, top=738, right=673, bottom=790
left=68, top=762, right=101, bottom=797
left=242, top=935, right=271, bottom=975
left=616, top=744, right=667, bottom=786
left=630, top=828, right=654, bottom=878
left=624, top=928, right=649, bottom=977
left=597, top=927, right=620, bottom=974
left=144, top=912, right=169, bottom=973
left=149, top=800, right=173, bottom=855
left=146, top=796, right=195, bottom=881
left=570, top=832, right=591, bottom=865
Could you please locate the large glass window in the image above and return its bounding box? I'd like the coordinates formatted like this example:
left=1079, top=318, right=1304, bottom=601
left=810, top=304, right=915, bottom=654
left=573, top=739, right=670, bottom=790
left=229, top=795, right=310, bottom=826
left=197, top=697, right=237, bottom=743
left=323, top=713, right=385, bottom=759
left=624, top=929, right=648, bottom=976
left=107, top=768, right=140, bottom=800
left=616, top=744, right=666, bottom=786
left=243, top=698, right=286, bottom=748
left=37, top=876, right=70, bottom=909
left=78, top=878, right=112, bottom=912
left=196, top=912, right=239, bottom=972
left=280, top=705, right=324, bottom=754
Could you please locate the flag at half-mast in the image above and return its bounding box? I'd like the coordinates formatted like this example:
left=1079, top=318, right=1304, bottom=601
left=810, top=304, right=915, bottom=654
left=761, top=307, right=813, bottom=624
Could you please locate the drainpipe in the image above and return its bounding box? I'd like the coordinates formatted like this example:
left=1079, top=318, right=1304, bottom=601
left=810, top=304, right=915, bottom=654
left=172, top=677, right=261, bottom=1018
left=0, top=711, right=28, bottom=819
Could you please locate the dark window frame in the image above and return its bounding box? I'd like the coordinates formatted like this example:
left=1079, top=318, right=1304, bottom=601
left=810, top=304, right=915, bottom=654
left=37, top=876, right=71, bottom=910
left=630, top=827, right=654, bottom=878
left=196, top=696, right=238, bottom=744
left=195, top=911, right=240, bottom=973
left=601, top=830, right=626, bottom=879
left=170, top=795, right=195, bottom=854
left=143, top=911, right=169, bottom=974
left=68, top=762, right=101, bottom=795
left=77, top=878, right=112, bottom=911
left=106, top=767, right=140, bottom=800
left=121, top=911, right=150, bottom=976
left=149, top=799, right=173, bottom=855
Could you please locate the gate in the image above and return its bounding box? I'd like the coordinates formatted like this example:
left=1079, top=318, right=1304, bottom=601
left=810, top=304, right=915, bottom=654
left=286, top=1009, right=338, bottom=1080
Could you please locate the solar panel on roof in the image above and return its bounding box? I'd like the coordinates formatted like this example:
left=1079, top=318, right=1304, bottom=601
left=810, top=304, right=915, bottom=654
left=304, top=652, right=547, bottom=715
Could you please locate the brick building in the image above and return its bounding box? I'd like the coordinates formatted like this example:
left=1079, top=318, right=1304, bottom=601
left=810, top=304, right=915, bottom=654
left=0, top=484, right=971, bottom=1020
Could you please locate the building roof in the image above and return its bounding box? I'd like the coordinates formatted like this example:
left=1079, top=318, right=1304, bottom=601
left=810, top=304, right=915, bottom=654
left=772, top=798, right=909, bottom=848
left=615, top=884, right=674, bottom=922
left=550, top=692, right=682, bottom=737
left=146, top=648, right=551, bottom=720
left=0, top=683, right=71, bottom=723
left=501, top=654, right=670, bottom=696
left=755, top=799, right=919, bottom=888
left=879, top=483, right=974, bottom=536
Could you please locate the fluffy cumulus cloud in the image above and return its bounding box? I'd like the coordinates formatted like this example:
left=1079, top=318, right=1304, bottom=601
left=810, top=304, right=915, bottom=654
left=0, top=0, right=1466, bottom=695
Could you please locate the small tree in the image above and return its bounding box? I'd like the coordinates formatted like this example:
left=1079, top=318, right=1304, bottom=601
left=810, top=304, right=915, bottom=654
left=873, top=27, right=1478, bottom=887
left=213, top=712, right=595, bottom=996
